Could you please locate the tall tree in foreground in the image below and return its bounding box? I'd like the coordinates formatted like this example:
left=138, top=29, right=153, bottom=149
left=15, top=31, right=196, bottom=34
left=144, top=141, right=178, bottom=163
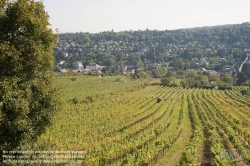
left=0, top=0, right=58, bottom=152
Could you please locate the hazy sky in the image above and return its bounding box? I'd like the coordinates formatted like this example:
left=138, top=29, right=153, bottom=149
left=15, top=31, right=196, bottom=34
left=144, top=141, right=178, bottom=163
left=42, top=0, right=250, bottom=33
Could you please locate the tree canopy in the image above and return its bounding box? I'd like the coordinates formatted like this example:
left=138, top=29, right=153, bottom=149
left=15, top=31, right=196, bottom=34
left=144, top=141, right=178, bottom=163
left=53, top=22, right=250, bottom=78
left=0, top=0, right=58, bottom=152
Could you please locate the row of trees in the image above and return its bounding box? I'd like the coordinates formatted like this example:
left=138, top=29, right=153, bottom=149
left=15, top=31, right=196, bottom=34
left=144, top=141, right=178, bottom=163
left=160, top=70, right=236, bottom=88
left=59, top=23, right=250, bottom=46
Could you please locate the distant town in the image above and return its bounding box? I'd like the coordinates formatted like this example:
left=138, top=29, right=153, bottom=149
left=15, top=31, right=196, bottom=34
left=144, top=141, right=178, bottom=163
left=53, top=22, right=250, bottom=87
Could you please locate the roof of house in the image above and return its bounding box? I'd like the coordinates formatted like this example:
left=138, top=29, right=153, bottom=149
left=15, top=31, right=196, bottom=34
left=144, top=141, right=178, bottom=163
left=87, top=63, right=99, bottom=66
left=59, top=69, right=68, bottom=73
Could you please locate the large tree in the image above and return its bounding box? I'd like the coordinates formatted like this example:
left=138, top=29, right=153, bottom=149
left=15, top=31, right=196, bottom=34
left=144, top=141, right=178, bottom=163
left=0, top=0, right=58, bottom=152
left=236, top=72, right=248, bottom=85
left=241, top=63, right=250, bottom=79
left=154, top=67, right=167, bottom=78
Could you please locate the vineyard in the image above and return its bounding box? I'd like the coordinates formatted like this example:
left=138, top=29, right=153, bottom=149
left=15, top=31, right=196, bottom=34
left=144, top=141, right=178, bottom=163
left=32, top=77, right=250, bottom=166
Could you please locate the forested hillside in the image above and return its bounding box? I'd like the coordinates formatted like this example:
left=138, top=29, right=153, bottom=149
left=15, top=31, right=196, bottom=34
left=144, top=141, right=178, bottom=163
left=54, top=22, right=250, bottom=72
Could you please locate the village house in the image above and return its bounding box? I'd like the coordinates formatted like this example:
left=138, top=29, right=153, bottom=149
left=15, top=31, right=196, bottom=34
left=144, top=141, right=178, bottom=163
left=57, top=61, right=65, bottom=68
left=86, top=63, right=105, bottom=71
left=151, top=63, right=161, bottom=71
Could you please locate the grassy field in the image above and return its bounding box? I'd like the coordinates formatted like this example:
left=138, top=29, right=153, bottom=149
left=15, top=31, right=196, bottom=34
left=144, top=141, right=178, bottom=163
left=25, top=76, right=250, bottom=165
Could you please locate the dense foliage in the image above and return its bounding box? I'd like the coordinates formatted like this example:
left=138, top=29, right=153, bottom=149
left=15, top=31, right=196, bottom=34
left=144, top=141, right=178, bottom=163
left=0, top=0, right=58, bottom=153
left=54, top=23, right=250, bottom=73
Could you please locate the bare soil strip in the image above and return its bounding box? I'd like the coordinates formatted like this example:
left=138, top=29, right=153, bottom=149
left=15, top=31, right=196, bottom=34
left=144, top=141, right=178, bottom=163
left=193, top=96, right=214, bottom=166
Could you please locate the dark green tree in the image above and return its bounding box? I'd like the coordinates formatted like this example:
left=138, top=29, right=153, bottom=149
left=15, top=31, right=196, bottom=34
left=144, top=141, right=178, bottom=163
left=241, top=63, right=250, bottom=78
left=236, top=72, right=248, bottom=85
left=221, top=73, right=234, bottom=85
left=82, top=35, right=91, bottom=44
left=137, top=71, right=148, bottom=79
left=161, top=77, right=177, bottom=86
left=0, top=0, right=59, bottom=152
left=154, top=67, right=167, bottom=78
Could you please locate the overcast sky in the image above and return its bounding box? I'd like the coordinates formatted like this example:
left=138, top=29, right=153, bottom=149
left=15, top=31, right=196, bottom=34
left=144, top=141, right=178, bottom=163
left=42, top=0, right=250, bottom=33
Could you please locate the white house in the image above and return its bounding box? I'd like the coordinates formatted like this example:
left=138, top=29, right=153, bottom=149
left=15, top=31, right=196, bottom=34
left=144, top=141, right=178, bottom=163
left=59, top=69, right=68, bottom=73
left=57, top=61, right=65, bottom=67
left=86, top=63, right=105, bottom=71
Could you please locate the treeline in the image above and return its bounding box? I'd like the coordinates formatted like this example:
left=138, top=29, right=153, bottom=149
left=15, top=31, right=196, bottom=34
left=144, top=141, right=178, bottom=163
left=160, top=62, right=250, bottom=88
left=59, top=23, right=250, bottom=45
left=54, top=22, right=250, bottom=73
left=160, top=70, right=235, bottom=88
